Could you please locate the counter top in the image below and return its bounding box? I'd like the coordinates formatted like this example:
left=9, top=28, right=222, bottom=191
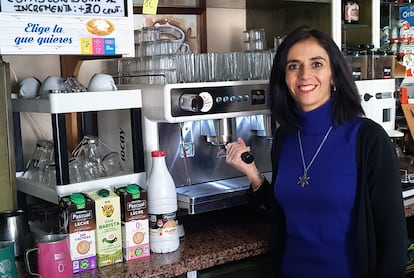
left=19, top=200, right=414, bottom=278
left=75, top=206, right=270, bottom=278
left=18, top=206, right=271, bottom=278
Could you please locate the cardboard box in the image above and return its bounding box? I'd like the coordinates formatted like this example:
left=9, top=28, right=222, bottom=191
left=59, top=193, right=97, bottom=273
left=87, top=189, right=123, bottom=267
left=115, top=184, right=150, bottom=261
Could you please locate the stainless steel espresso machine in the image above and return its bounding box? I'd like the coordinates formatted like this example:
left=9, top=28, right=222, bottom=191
left=140, top=80, right=273, bottom=214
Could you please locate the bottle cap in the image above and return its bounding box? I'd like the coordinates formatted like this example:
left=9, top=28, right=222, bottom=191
left=151, top=150, right=166, bottom=157
left=70, top=193, right=86, bottom=209
left=98, top=189, right=110, bottom=197
left=126, top=184, right=140, bottom=199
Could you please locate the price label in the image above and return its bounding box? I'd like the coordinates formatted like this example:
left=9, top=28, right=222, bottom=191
left=142, top=0, right=158, bottom=15
left=0, top=0, right=126, bottom=17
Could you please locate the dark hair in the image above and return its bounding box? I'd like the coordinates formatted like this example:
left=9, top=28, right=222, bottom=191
left=269, top=26, right=364, bottom=129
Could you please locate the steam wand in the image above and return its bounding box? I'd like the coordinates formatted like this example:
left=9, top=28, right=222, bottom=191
left=179, top=123, right=192, bottom=185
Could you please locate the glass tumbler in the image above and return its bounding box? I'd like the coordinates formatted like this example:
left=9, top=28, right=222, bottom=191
left=72, top=135, right=115, bottom=179
left=41, top=163, right=56, bottom=188
left=69, top=157, right=93, bottom=183
left=102, top=152, right=124, bottom=176
left=23, top=140, right=54, bottom=183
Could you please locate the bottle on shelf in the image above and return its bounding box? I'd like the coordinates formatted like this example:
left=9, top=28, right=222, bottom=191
left=146, top=150, right=179, bottom=253
left=344, top=1, right=359, bottom=24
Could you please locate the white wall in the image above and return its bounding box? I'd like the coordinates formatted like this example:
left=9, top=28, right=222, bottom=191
left=206, top=8, right=246, bottom=53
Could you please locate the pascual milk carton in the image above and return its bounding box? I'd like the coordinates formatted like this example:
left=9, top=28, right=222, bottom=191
left=87, top=189, right=122, bottom=267
left=59, top=193, right=97, bottom=273
left=115, top=184, right=149, bottom=261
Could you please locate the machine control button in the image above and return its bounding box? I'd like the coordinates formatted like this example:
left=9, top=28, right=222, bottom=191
left=230, top=96, right=236, bottom=102
left=216, top=96, right=223, bottom=104
left=363, top=93, right=373, bottom=101
left=244, top=95, right=250, bottom=101
left=223, top=96, right=230, bottom=103
left=199, top=92, right=213, bottom=112
left=237, top=95, right=243, bottom=102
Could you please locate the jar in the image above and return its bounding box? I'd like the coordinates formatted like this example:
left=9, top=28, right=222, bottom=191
left=373, top=50, right=395, bottom=79
left=344, top=1, right=359, bottom=24
left=359, top=44, right=374, bottom=79
left=350, top=50, right=367, bottom=80
left=344, top=50, right=353, bottom=73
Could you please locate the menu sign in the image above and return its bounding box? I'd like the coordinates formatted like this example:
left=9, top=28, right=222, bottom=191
left=0, top=0, right=134, bottom=55
left=1, top=0, right=127, bottom=16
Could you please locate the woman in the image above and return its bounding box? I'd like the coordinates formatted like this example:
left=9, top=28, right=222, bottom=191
left=226, top=26, right=407, bottom=277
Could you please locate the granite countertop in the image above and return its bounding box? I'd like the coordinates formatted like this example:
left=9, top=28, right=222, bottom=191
left=73, top=206, right=270, bottom=278
left=18, top=201, right=414, bottom=278
left=16, top=206, right=271, bottom=278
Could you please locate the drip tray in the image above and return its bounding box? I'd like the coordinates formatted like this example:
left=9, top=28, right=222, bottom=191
left=176, top=172, right=271, bottom=214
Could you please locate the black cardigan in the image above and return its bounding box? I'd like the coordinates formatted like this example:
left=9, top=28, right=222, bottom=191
left=253, top=118, right=408, bottom=277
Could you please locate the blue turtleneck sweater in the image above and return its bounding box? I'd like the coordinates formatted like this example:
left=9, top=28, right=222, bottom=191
left=275, top=100, right=361, bottom=277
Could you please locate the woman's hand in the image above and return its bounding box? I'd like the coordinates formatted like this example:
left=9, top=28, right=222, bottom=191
left=226, top=138, right=265, bottom=190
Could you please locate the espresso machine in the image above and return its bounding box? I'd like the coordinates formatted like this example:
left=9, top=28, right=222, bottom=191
left=140, top=80, right=273, bottom=214
left=356, top=79, right=403, bottom=138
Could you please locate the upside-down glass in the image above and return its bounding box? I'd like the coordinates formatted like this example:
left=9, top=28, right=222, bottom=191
left=72, top=135, right=123, bottom=178
left=102, top=152, right=124, bottom=176
left=69, top=157, right=94, bottom=183
left=23, top=140, right=54, bottom=183
left=207, top=53, right=223, bottom=82
left=72, top=135, right=108, bottom=178
left=41, top=162, right=56, bottom=188
left=195, top=53, right=209, bottom=82
left=176, top=53, right=196, bottom=83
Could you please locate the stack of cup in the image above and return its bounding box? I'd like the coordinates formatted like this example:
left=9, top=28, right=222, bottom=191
left=125, top=26, right=181, bottom=84
left=243, top=29, right=267, bottom=52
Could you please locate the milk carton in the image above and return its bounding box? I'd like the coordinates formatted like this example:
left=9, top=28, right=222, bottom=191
left=115, top=184, right=150, bottom=261
left=59, top=193, right=97, bottom=273
left=87, top=189, right=122, bottom=267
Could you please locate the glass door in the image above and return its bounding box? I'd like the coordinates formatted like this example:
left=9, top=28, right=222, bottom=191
left=380, top=1, right=414, bottom=77
left=339, top=0, right=379, bottom=50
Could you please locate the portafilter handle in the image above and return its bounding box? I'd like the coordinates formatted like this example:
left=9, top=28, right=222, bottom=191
left=241, top=151, right=254, bottom=164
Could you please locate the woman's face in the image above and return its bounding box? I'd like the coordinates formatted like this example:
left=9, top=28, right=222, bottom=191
left=285, top=37, right=333, bottom=112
